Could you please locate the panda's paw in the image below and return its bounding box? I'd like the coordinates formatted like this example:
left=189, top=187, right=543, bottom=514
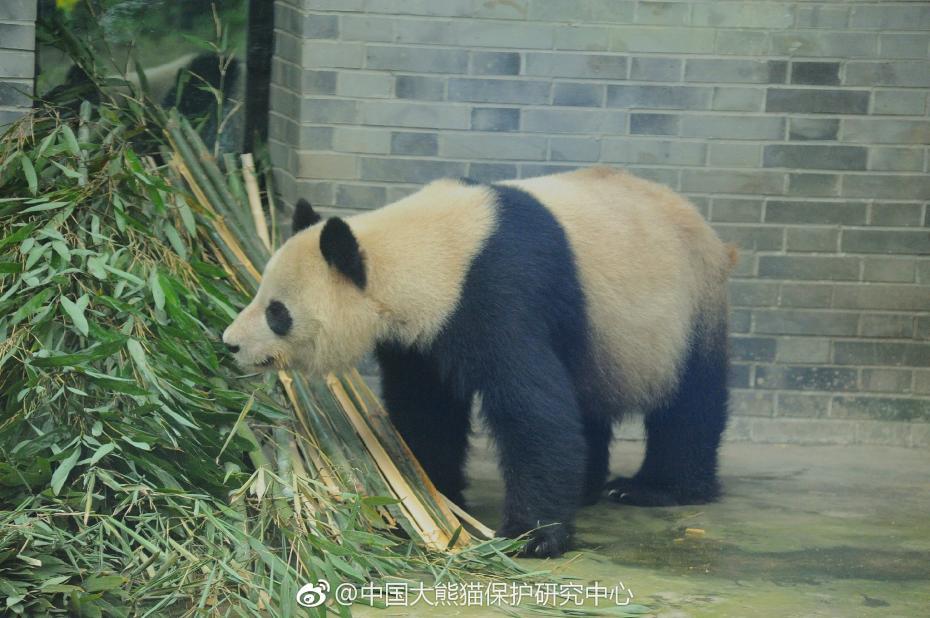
left=498, top=521, right=572, bottom=559
left=605, top=476, right=679, bottom=507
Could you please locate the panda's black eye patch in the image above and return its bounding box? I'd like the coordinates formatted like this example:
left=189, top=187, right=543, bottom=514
left=265, top=300, right=292, bottom=336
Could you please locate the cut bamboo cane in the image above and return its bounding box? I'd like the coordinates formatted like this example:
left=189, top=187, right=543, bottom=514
left=240, top=153, right=271, bottom=252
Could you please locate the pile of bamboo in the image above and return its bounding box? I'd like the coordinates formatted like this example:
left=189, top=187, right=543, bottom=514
left=164, top=110, right=492, bottom=550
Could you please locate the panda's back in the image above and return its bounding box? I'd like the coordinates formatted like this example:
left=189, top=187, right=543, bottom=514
left=501, top=167, right=731, bottom=407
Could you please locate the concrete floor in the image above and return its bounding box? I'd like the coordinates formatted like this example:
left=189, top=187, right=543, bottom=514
left=450, top=438, right=930, bottom=617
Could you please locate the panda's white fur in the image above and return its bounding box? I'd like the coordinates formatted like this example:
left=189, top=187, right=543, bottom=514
left=224, top=166, right=734, bottom=558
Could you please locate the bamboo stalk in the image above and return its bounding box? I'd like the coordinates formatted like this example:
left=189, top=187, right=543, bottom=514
left=240, top=153, right=271, bottom=252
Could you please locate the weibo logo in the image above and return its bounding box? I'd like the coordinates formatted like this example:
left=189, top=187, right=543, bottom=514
left=296, top=580, right=330, bottom=607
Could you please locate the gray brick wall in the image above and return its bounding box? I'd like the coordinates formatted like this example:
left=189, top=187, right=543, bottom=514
left=270, top=0, right=930, bottom=447
left=0, top=0, right=35, bottom=127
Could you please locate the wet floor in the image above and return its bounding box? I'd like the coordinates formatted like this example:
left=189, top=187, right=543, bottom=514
left=448, top=437, right=930, bottom=617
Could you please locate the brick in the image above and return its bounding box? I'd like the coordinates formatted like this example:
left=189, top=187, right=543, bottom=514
left=685, top=59, right=787, bottom=84
left=0, top=0, right=36, bottom=20
left=448, top=78, right=550, bottom=104
left=549, top=137, right=600, bottom=162
left=529, top=0, right=592, bottom=21
left=473, top=0, right=528, bottom=19
left=731, top=336, right=777, bottom=362
left=468, top=163, right=518, bottom=183
left=440, top=133, right=547, bottom=160
left=729, top=390, right=774, bottom=417
left=301, top=41, right=364, bottom=68
left=631, top=168, right=679, bottom=188
left=335, top=184, right=386, bottom=209
left=763, top=145, right=867, bottom=171
left=787, top=174, right=840, bottom=197
left=712, top=87, right=764, bottom=112
left=523, top=109, right=627, bottom=134
left=765, top=201, right=867, bottom=225
left=296, top=152, right=358, bottom=180
left=845, top=61, right=930, bottom=88
left=553, top=82, right=605, bottom=107
left=871, top=203, right=924, bottom=227
left=916, top=372, right=930, bottom=395
left=395, top=76, right=444, bottom=101
left=711, top=199, right=762, bottom=223
left=681, top=115, right=785, bottom=140
left=340, top=15, right=395, bottom=42
left=392, top=19, right=453, bottom=44
left=332, top=127, right=390, bottom=154
left=919, top=262, right=930, bottom=285
left=729, top=280, right=777, bottom=306
left=833, top=284, right=930, bottom=311
left=302, top=0, right=364, bottom=9
left=842, top=119, right=930, bottom=145
left=336, top=72, right=392, bottom=98
left=789, top=62, right=840, bottom=86
left=365, top=0, right=472, bottom=16
left=842, top=230, right=930, bottom=255
left=300, top=98, right=358, bottom=124
left=608, top=26, right=716, bottom=54
left=779, top=283, right=833, bottom=308
left=630, top=113, right=679, bottom=136
left=520, top=163, right=580, bottom=177
left=359, top=157, right=466, bottom=183
left=879, top=34, right=930, bottom=59
left=872, top=90, right=927, bottom=116
left=766, top=89, right=869, bottom=115
left=849, top=4, right=930, bottom=30
left=755, top=365, right=858, bottom=392
left=589, top=0, right=636, bottom=23
left=301, top=70, right=337, bottom=94
left=714, top=225, right=783, bottom=251
left=470, top=107, right=520, bottom=132
left=755, top=309, right=859, bottom=335
left=602, top=138, right=705, bottom=166
left=681, top=170, right=785, bottom=195
left=788, top=118, right=839, bottom=141
left=777, top=338, right=831, bottom=364
left=796, top=5, right=848, bottom=29
left=366, top=46, right=467, bottom=74
left=470, top=52, right=521, bottom=76
left=525, top=52, right=627, bottom=79
left=776, top=393, right=830, bottom=418
left=860, top=313, right=915, bottom=338
left=862, top=257, right=917, bottom=283
left=729, top=364, right=751, bottom=389
left=869, top=148, right=924, bottom=172
left=771, top=32, right=877, bottom=58
left=360, top=101, right=469, bottom=129
left=786, top=228, right=839, bottom=253
left=303, top=13, right=338, bottom=38
left=707, top=142, right=762, bottom=167
left=716, top=30, right=769, bottom=56
left=855, top=421, right=914, bottom=446
left=919, top=317, right=930, bottom=341
left=758, top=256, right=860, bottom=282
left=692, top=2, right=794, bottom=28
left=0, top=23, right=34, bottom=50
left=832, top=396, right=930, bottom=422
left=834, top=341, right=930, bottom=368
left=453, top=21, right=555, bottom=49
left=843, top=175, right=930, bottom=201
left=636, top=1, right=689, bottom=25
left=390, top=131, right=438, bottom=156
left=293, top=180, right=334, bottom=208
left=630, top=57, right=681, bottom=82
left=296, top=126, right=333, bottom=150
left=731, top=309, right=751, bottom=333
left=608, top=85, right=711, bottom=110
left=0, top=81, right=30, bottom=107
left=0, top=51, right=33, bottom=79
left=554, top=25, right=610, bottom=51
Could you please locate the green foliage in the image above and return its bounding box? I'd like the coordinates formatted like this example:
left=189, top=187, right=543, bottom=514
left=0, top=106, right=534, bottom=616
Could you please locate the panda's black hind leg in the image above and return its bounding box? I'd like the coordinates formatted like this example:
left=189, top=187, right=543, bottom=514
left=607, top=323, right=729, bottom=507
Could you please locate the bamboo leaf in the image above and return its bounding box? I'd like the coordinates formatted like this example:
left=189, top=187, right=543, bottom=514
left=51, top=448, right=81, bottom=495
left=60, top=295, right=89, bottom=336
left=19, top=155, right=37, bottom=195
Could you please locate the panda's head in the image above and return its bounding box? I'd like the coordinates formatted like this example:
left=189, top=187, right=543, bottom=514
left=222, top=199, right=378, bottom=375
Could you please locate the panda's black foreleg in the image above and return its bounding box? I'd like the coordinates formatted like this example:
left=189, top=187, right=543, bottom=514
left=483, top=347, right=586, bottom=558
left=607, top=327, right=729, bottom=507
left=581, top=413, right=612, bottom=505
left=376, top=343, right=473, bottom=508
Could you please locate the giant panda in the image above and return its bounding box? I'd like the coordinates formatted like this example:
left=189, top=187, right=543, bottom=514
left=223, top=167, right=735, bottom=558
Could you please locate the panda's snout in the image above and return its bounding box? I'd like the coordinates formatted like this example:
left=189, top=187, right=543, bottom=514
left=225, top=342, right=240, bottom=353
left=222, top=327, right=240, bottom=353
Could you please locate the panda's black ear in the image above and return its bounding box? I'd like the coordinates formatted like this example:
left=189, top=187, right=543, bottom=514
left=292, top=198, right=321, bottom=235
left=320, top=217, right=366, bottom=289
